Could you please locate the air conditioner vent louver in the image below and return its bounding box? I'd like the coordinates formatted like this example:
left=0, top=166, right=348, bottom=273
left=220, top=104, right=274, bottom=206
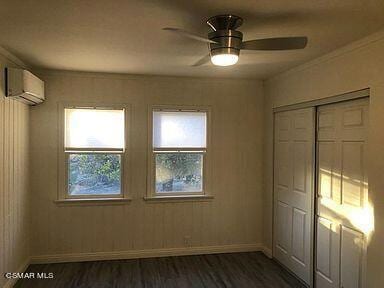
left=5, top=68, right=45, bottom=105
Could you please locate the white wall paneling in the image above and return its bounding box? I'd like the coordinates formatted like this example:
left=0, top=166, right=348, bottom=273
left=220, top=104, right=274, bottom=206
left=29, top=71, right=265, bottom=259
left=0, top=54, right=30, bottom=287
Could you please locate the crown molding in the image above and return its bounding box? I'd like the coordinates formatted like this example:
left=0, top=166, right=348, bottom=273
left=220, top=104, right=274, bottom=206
left=267, top=29, right=384, bottom=83
left=0, top=46, right=28, bottom=68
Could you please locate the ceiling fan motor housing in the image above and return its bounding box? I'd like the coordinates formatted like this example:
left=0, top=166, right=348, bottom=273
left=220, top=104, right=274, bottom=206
left=207, top=15, right=243, bottom=58
left=208, top=30, right=243, bottom=58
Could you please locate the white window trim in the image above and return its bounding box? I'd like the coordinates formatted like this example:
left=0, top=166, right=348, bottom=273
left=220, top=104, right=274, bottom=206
left=145, top=105, right=213, bottom=201
left=56, top=102, right=132, bottom=205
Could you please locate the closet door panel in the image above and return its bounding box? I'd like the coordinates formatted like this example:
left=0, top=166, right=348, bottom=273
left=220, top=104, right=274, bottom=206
left=273, top=108, right=314, bottom=285
left=315, top=98, right=369, bottom=288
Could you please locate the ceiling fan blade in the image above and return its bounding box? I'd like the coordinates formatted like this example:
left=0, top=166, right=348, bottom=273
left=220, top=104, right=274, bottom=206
left=241, top=37, right=308, bottom=50
left=192, top=54, right=211, bottom=66
left=162, top=27, right=217, bottom=44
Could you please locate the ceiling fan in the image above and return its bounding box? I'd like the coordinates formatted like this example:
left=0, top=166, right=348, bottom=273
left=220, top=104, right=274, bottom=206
left=163, top=14, right=308, bottom=67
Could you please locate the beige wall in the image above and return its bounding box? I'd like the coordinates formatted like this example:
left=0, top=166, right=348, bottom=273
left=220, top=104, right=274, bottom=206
left=263, top=30, right=384, bottom=287
left=0, top=55, right=30, bottom=287
left=30, top=71, right=264, bottom=259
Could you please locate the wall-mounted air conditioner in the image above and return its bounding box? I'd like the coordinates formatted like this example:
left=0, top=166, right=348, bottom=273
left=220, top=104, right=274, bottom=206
left=5, top=68, right=45, bottom=105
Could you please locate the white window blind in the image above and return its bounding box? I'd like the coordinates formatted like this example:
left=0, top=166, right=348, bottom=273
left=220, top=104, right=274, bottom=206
left=153, top=111, right=207, bottom=148
left=65, top=108, right=125, bottom=150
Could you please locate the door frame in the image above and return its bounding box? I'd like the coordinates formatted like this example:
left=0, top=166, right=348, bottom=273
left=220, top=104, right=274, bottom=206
left=271, top=88, right=370, bottom=288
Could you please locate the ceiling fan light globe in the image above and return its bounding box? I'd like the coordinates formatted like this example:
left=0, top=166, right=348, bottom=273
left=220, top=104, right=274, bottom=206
left=211, top=54, right=239, bottom=66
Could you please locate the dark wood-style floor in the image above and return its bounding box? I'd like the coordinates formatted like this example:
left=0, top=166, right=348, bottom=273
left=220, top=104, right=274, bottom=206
left=15, top=252, right=306, bottom=288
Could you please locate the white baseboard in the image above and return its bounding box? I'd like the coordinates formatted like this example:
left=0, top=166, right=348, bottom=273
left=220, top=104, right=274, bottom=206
left=30, top=243, right=265, bottom=264
left=3, top=257, right=30, bottom=288
left=262, top=246, right=273, bottom=258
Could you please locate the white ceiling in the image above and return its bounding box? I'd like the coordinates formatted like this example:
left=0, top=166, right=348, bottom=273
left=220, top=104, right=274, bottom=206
left=1, top=0, right=384, bottom=79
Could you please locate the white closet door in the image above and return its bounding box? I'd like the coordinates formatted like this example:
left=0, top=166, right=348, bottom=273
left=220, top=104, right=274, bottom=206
left=273, top=108, right=315, bottom=285
left=316, top=98, right=369, bottom=288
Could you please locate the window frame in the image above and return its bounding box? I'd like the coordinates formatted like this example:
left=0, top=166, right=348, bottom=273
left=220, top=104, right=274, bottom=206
left=57, top=102, right=131, bottom=203
left=147, top=105, right=212, bottom=199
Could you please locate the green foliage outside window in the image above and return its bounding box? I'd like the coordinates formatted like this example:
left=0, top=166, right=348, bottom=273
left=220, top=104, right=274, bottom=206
left=155, top=153, right=202, bottom=192
left=69, top=154, right=121, bottom=195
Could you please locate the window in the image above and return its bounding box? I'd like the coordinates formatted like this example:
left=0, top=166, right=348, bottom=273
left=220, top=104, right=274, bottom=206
left=61, top=106, right=127, bottom=200
left=149, top=107, right=210, bottom=198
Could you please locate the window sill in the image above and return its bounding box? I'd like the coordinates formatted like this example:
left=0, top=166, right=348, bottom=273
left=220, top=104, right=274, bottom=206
left=54, top=197, right=132, bottom=206
left=143, top=195, right=214, bottom=203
